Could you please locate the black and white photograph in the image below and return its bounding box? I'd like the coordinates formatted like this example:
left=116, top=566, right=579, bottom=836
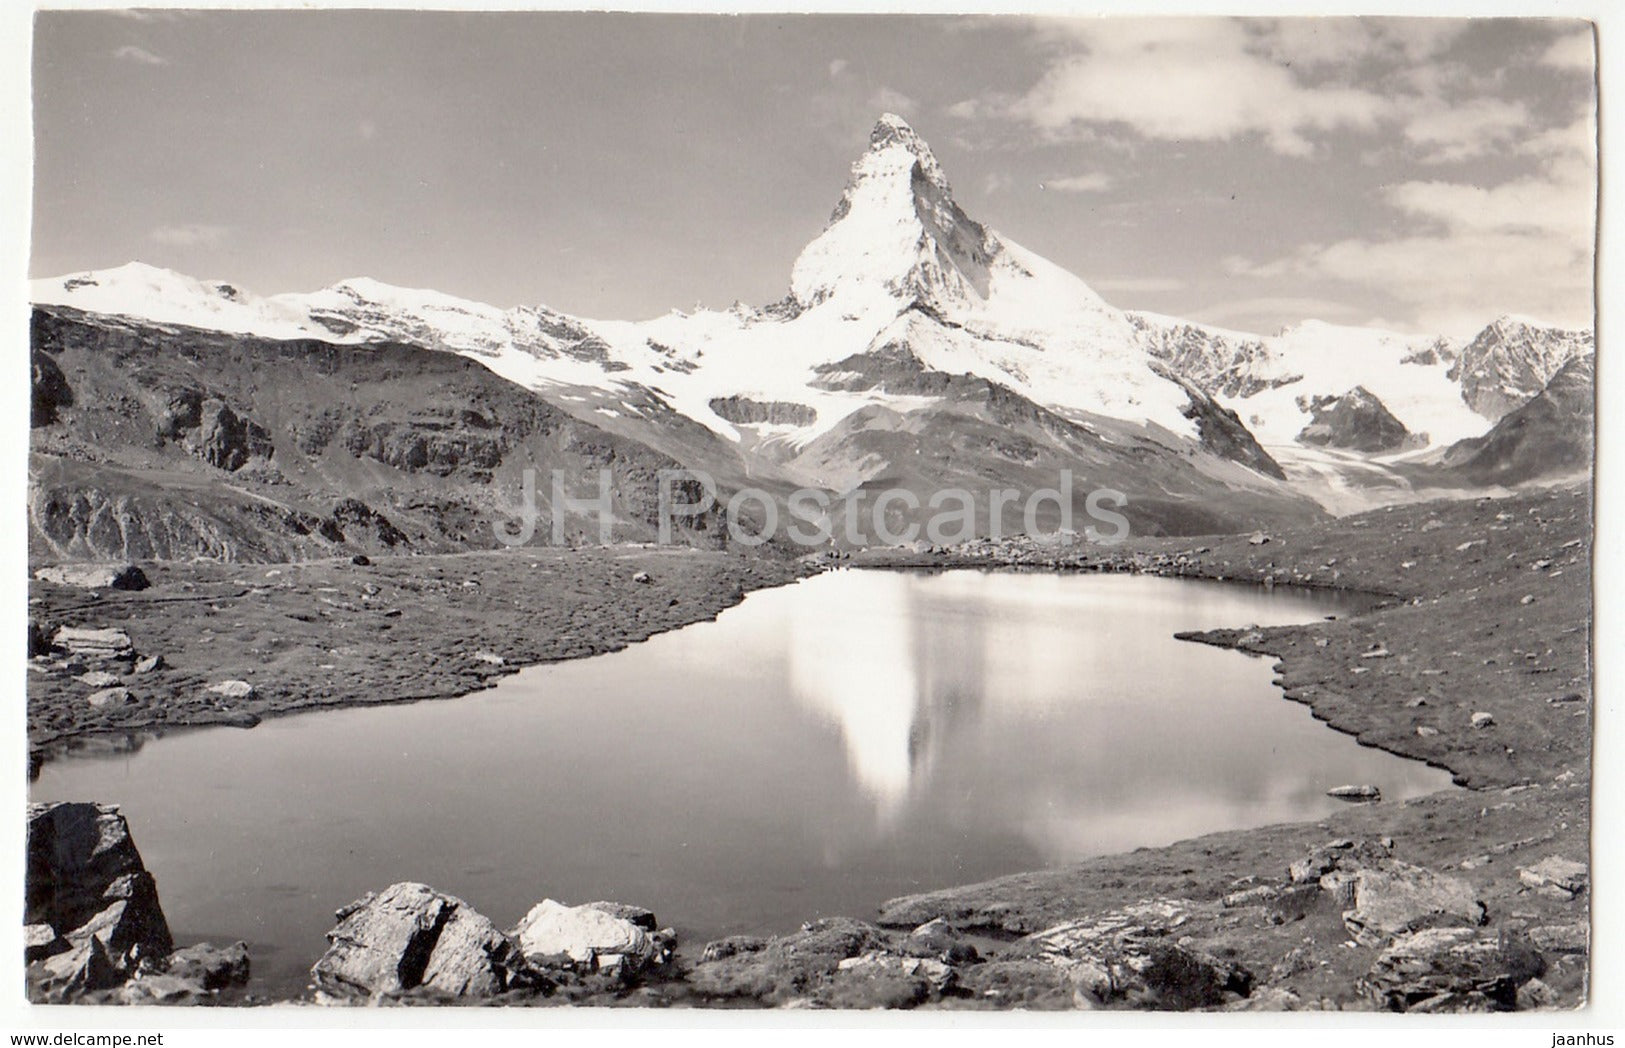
left=6, top=1, right=1618, bottom=1036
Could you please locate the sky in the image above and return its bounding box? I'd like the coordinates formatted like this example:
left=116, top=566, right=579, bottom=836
left=30, top=12, right=1597, bottom=337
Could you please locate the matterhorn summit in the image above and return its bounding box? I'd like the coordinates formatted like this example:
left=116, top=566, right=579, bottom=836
left=790, top=113, right=999, bottom=312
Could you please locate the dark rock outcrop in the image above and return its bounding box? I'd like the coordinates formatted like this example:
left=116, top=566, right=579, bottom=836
left=1441, top=355, right=1594, bottom=485
left=339, top=419, right=505, bottom=479
left=31, top=348, right=73, bottom=427
left=1296, top=386, right=1419, bottom=453
left=156, top=389, right=273, bottom=471
left=1158, top=367, right=1285, bottom=479
left=707, top=396, right=818, bottom=427
left=193, top=399, right=273, bottom=471
left=26, top=802, right=173, bottom=974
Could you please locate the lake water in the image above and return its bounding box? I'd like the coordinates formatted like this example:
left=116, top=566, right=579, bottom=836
left=31, top=569, right=1455, bottom=995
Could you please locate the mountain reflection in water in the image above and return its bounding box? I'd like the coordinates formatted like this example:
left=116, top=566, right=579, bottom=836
left=32, top=569, right=1452, bottom=996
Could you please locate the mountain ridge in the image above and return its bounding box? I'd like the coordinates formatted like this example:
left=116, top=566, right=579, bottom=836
left=29, top=115, right=1595, bottom=551
left=33, top=114, right=1592, bottom=462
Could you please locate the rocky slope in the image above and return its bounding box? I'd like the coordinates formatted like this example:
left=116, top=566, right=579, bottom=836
left=1440, top=355, right=1595, bottom=486
left=28, top=306, right=749, bottom=562
left=1448, top=318, right=1595, bottom=422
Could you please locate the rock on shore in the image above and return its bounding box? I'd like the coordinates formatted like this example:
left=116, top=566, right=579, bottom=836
left=311, top=882, right=536, bottom=1000
left=26, top=802, right=173, bottom=974
left=512, top=899, right=668, bottom=977
left=25, top=801, right=250, bottom=1004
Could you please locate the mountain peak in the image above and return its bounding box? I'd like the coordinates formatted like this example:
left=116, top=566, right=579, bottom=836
left=789, top=115, right=992, bottom=309
left=865, top=112, right=951, bottom=198
left=867, top=113, right=926, bottom=157
left=872, top=111, right=913, bottom=134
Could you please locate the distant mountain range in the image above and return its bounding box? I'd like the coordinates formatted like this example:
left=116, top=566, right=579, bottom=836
left=29, top=115, right=1595, bottom=562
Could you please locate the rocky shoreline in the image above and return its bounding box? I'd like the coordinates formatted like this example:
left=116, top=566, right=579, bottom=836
left=25, top=485, right=1592, bottom=1010
left=26, top=546, right=816, bottom=775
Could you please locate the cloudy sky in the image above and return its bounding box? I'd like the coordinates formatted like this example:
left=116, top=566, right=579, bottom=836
left=31, top=12, right=1595, bottom=337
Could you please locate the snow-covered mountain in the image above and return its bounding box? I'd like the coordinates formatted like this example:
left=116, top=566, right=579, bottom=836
left=32, top=114, right=1593, bottom=495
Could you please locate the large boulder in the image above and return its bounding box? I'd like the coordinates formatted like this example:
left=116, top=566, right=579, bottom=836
left=34, top=564, right=150, bottom=591
left=1359, top=927, right=1544, bottom=1012
left=1004, top=900, right=1253, bottom=1009
left=1342, top=862, right=1486, bottom=947
left=26, top=802, right=172, bottom=973
left=312, top=882, right=534, bottom=999
left=50, top=627, right=135, bottom=661
left=512, top=898, right=662, bottom=977
left=1517, top=857, right=1588, bottom=898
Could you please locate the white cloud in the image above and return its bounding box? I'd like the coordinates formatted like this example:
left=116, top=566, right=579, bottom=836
left=1044, top=172, right=1112, bottom=193
left=1001, top=20, right=1389, bottom=156
left=1310, top=231, right=1592, bottom=335
left=982, top=172, right=1012, bottom=195
left=113, top=45, right=168, bottom=66
left=1383, top=170, right=1590, bottom=242
left=1220, top=110, right=1595, bottom=334
left=868, top=87, right=916, bottom=116
left=359, top=120, right=378, bottom=141
left=828, top=58, right=849, bottom=79
left=1251, top=18, right=1467, bottom=66
left=1541, top=28, right=1595, bottom=72
left=950, top=18, right=1560, bottom=165
left=150, top=223, right=228, bottom=247
left=1402, top=97, right=1530, bottom=163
